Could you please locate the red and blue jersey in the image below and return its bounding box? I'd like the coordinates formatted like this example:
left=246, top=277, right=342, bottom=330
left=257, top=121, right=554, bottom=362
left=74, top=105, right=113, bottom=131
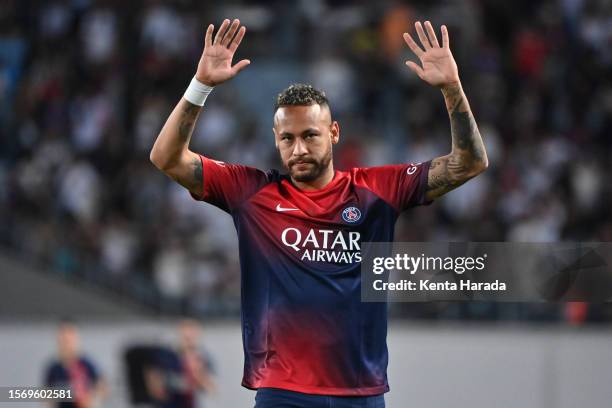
left=190, top=154, right=431, bottom=396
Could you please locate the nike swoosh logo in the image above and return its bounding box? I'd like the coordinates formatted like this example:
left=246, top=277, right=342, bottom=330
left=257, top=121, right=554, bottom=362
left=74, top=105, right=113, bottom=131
left=276, top=204, right=300, bottom=212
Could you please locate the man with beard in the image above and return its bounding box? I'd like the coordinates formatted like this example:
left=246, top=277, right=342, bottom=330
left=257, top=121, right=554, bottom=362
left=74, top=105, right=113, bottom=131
left=150, top=18, right=487, bottom=408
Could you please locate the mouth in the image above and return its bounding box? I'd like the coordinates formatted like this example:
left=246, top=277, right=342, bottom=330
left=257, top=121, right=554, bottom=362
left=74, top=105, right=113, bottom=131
left=290, top=160, right=315, bottom=168
left=292, top=164, right=312, bottom=174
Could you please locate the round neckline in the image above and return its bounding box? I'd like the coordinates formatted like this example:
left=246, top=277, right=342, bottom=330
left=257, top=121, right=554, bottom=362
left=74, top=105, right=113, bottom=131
left=287, top=170, right=341, bottom=195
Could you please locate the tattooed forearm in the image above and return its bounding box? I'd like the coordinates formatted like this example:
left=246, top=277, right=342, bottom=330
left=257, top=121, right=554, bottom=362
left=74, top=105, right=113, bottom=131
left=150, top=97, right=205, bottom=197
left=441, top=83, right=464, bottom=113
left=425, top=83, right=488, bottom=200
left=178, top=101, right=202, bottom=143
left=150, top=98, right=202, bottom=171
left=441, top=83, right=486, bottom=162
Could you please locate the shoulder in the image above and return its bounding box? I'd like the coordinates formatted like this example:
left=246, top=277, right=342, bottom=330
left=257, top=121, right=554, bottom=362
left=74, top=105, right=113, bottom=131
left=350, top=163, right=421, bottom=173
left=350, top=163, right=429, bottom=182
left=44, top=360, right=66, bottom=384
left=79, top=356, right=96, bottom=367
left=265, top=168, right=283, bottom=183
left=45, top=360, right=63, bottom=374
left=348, top=165, right=402, bottom=184
left=252, top=168, right=290, bottom=193
left=79, top=356, right=100, bottom=376
left=347, top=162, right=432, bottom=210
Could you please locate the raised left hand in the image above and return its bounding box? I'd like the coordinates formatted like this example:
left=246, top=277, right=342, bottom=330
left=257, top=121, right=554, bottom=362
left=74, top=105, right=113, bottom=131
left=403, top=21, right=460, bottom=88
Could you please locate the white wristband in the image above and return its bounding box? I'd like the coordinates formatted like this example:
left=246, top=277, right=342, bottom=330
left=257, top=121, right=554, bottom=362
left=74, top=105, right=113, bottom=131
left=184, top=77, right=214, bottom=106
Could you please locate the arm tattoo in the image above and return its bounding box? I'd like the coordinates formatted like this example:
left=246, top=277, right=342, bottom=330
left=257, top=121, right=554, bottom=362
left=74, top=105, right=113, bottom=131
left=193, top=156, right=203, bottom=186
left=166, top=101, right=203, bottom=195
left=426, top=84, right=487, bottom=199
left=170, top=156, right=203, bottom=194
left=178, top=101, right=201, bottom=143
left=178, top=102, right=203, bottom=194
left=427, top=159, right=450, bottom=192
left=426, top=156, right=470, bottom=198
left=441, top=83, right=485, bottom=160
left=451, top=111, right=484, bottom=161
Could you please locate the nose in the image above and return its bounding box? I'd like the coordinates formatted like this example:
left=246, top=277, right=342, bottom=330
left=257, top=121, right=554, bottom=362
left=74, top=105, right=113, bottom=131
left=292, top=138, right=308, bottom=157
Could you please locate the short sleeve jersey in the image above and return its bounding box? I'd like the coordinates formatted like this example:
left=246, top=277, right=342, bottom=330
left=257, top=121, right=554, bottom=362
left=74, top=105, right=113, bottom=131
left=44, top=357, right=99, bottom=408
left=190, top=154, right=431, bottom=396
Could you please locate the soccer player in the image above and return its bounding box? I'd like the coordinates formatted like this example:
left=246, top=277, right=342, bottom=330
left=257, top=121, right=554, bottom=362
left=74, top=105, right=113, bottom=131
left=143, top=319, right=216, bottom=408
left=150, top=18, right=487, bottom=408
left=44, top=320, right=108, bottom=408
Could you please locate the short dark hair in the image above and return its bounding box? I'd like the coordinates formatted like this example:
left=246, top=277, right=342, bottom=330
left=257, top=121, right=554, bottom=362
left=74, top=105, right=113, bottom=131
left=274, top=83, right=329, bottom=112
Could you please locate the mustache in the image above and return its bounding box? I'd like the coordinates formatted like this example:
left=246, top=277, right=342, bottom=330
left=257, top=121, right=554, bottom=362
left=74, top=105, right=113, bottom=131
left=288, top=157, right=317, bottom=167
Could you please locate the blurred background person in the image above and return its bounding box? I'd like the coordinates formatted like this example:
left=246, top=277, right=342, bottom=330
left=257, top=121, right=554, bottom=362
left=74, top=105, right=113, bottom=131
left=143, top=319, right=216, bottom=408
left=43, top=319, right=108, bottom=408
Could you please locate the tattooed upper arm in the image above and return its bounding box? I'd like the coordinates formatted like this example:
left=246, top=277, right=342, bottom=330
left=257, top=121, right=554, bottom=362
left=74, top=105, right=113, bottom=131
left=426, top=154, right=472, bottom=201
left=165, top=150, right=204, bottom=198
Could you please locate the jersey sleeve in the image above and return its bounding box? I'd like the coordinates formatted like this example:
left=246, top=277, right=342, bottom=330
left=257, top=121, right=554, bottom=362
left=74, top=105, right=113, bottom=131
left=354, top=161, right=432, bottom=212
left=43, top=362, right=59, bottom=386
left=189, top=153, right=270, bottom=213
left=82, top=357, right=100, bottom=383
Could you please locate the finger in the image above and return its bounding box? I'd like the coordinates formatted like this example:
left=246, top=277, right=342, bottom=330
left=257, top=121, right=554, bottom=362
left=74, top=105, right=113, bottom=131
left=415, top=21, right=432, bottom=49
left=213, top=19, right=230, bottom=44
left=403, top=32, right=424, bottom=58
left=229, top=26, right=246, bottom=52
left=231, top=59, right=251, bottom=75
left=405, top=61, right=425, bottom=79
left=424, top=21, right=440, bottom=48
left=204, top=24, right=213, bottom=48
left=222, top=19, right=240, bottom=47
left=441, top=25, right=450, bottom=49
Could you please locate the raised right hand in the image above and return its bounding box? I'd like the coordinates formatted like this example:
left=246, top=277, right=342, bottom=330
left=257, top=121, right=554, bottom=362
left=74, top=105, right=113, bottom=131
left=195, top=19, right=250, bottom=86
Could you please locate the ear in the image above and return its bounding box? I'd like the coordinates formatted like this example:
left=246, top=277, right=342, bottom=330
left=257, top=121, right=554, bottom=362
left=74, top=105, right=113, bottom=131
left=272, top=127, right=279, bottom=149
left=330, top=121, right=340, bottom=145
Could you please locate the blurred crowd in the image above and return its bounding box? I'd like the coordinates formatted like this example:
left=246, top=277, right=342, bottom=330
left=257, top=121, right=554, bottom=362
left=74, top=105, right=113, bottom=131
left=1, top=0, right=611, bottom=320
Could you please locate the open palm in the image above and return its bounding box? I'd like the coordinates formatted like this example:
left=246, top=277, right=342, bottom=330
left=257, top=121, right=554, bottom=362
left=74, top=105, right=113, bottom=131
left=196, top=19, right=250, bottom=86
left=403, top=21, right=459, bottom=88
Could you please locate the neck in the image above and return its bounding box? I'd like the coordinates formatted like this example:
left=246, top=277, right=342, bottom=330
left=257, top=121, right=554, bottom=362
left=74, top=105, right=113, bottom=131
left=292, top=164, right=335, bottom=191
left=60, top=353, right=77, bottom=364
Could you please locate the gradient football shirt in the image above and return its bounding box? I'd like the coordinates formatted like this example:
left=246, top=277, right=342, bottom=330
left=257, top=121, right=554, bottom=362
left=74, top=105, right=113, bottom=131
left=190, top=154, right=431, bottom=396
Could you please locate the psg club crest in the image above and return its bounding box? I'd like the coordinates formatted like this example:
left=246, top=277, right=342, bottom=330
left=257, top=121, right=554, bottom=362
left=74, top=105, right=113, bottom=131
left=342, top=206, right=362, bottom=223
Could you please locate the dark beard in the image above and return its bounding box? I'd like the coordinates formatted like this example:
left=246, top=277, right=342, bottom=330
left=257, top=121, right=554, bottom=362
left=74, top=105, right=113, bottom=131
left=285, top=147, right=332, bottom=183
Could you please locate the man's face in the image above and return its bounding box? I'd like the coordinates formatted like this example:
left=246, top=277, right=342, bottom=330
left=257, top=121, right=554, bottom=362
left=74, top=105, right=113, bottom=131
left=178, top=319, right=200, bottom=351
left=273, top=104, right=339, bottom=183
left=57, top=324, right=79, bottom=360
